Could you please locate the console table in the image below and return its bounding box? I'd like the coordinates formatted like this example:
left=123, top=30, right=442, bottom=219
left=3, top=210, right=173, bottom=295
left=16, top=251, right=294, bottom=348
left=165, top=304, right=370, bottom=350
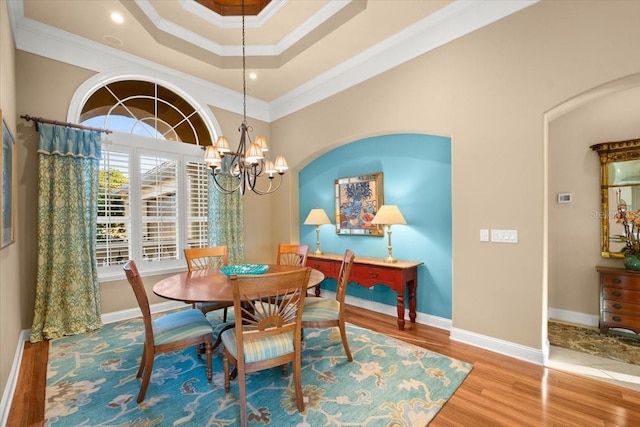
left=307, top=253, right=423, bottom=330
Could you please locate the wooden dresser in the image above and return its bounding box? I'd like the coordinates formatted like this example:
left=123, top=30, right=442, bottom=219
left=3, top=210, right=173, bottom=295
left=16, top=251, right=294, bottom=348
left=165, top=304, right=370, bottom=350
left=308, top=253, right=423, bottom=330
left=596, top=266, right=640, bottom=335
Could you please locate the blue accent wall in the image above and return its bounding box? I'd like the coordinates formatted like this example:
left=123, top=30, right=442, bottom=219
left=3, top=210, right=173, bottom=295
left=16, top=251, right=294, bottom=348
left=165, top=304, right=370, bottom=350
left=299, top=134, right=452, bottom=319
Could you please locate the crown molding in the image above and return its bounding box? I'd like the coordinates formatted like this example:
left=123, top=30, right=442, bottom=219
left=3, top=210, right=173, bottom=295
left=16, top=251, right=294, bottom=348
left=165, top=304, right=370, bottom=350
left=8, top=0, right=539, bottom=123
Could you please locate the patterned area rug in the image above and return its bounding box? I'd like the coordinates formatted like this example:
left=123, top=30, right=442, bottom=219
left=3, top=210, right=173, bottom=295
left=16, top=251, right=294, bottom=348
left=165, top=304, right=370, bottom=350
left=45, top=315, right=472, bottom=426
left=548, top=320, right=640, bottom=365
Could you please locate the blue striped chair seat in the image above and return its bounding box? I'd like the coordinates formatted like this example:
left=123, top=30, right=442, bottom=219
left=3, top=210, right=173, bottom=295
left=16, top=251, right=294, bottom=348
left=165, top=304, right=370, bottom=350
left=152, top=309, right=213, bottom=345
left=301, top=297, right=340, bottom=322
left=221, top=329, right=295, bottom=363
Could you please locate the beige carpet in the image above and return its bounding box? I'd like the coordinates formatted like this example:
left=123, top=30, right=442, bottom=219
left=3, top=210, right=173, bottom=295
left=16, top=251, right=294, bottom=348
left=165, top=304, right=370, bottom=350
left=548, top=320, right=640, bottom=365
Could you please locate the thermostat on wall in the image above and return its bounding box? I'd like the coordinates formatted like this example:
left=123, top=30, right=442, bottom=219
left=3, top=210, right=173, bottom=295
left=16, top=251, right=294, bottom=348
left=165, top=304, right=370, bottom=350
left=557, top=193, right=572, bottom=204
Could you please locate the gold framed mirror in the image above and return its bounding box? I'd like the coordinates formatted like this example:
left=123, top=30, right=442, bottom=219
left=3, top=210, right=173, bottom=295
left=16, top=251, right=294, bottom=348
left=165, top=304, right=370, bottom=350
left=590, top=138, right=640, bottom=258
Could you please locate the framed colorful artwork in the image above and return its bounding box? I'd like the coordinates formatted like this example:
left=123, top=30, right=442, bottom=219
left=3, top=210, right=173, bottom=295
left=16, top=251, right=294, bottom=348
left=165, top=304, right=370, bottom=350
left=2, top=111, right=16, bottom=248
left=334, top=172, right=384, bottom=236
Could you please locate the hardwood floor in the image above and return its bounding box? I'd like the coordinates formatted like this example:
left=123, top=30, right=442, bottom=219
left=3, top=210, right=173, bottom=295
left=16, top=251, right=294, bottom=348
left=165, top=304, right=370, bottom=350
left=7, top=305, right=640, bottom=426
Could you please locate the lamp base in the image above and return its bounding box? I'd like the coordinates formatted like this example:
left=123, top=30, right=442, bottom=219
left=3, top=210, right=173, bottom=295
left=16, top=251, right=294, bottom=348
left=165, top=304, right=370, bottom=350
left=383, top=256, right=398, bottom=263
left=313, top=249, right=323, bottom=255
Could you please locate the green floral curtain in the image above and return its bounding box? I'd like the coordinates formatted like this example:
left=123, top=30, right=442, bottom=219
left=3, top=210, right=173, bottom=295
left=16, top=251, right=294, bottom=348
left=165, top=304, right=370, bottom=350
left=30, top=124, right=102, bottom=342
left=208, top=174, right=245, bottom=264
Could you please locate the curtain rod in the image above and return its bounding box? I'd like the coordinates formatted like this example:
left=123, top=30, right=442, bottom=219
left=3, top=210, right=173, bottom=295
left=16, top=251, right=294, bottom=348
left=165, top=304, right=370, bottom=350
left=20, top=114, right=113, bottom=134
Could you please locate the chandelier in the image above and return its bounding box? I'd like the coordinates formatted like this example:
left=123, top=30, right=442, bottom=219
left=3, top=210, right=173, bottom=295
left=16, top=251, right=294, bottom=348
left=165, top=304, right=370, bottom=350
left=203, top=1, right=288, bottom=195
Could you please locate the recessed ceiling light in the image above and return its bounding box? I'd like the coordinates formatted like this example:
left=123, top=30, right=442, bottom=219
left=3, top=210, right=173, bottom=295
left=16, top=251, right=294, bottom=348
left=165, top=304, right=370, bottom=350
left=249, top=72, right=257, bottom=80
left=111, top=12, right=124, bottom=24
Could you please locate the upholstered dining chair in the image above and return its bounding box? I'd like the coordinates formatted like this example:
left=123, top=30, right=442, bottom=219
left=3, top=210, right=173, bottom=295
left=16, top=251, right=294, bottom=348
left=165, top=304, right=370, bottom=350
left=276, top=243, right=310, bottom=267
left=184, top=246, right=233, bottom=321
left=123, top=260, right=214, bottom=403
left=221, top=268, right=311, bottom=427
left=301, top=249, right=355, bottom=361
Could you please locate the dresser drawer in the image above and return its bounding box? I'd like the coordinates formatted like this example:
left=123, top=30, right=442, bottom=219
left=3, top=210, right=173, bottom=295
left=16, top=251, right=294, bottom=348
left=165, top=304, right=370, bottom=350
left=602, top=287, right=640, bottom=303
left=602, top=299, right=640, bottom=316
left=601, top=273, right=640, bottom=290
left=601, top=312, right=640, bottom=330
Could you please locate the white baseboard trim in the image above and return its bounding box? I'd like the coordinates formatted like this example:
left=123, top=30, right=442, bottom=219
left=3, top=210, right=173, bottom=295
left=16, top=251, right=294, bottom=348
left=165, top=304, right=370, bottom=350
left=339, top=292, right=452, bottom=331
left=450, top=327, right=545, bottom=366
left=0, top=329, right=30, bottom=427
left=547, top=307, right=599, bottom=328
left=342, top=291, right=544, bottom=365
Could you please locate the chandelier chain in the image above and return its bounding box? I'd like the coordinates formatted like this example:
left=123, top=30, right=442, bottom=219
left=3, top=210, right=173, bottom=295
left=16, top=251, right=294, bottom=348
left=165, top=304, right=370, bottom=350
left=242, top=1, right=246, bottom=124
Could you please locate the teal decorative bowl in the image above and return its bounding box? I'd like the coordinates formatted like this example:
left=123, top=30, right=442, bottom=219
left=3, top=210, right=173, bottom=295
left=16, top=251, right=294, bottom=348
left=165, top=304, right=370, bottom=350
left=220, top=264, right=269, bottom=276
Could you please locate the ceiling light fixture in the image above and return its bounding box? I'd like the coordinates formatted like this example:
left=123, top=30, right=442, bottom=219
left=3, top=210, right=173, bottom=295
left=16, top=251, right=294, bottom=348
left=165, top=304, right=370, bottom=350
left=204, top=1, right=287, bottom=195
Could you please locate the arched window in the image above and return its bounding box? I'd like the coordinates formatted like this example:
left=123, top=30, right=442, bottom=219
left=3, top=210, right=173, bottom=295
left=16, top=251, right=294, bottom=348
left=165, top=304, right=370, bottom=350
left=81, top=79, right=213, bottom=279
left=80, top=80, right=212, bottom=145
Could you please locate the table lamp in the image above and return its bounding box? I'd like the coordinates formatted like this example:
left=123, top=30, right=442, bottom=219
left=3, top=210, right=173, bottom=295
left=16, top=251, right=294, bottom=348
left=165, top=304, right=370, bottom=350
left=304, top=208, right=331, bottom=255
left=371, top=205, right=406, bottom=263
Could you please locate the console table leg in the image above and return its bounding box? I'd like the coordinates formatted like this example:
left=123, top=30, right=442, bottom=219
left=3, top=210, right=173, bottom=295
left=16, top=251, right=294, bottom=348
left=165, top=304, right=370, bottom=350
left=396, top=292, right=406, bottom=330
left=408, top=279, right=417, bottom=323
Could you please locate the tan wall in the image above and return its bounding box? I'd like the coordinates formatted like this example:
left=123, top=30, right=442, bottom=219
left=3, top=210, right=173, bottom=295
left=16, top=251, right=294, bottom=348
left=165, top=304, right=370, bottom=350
left=549, top=87, right=640, bottom=316
left=2, top=0, right=640, bottom=401
left=0, top=0, right=19, bottom=402
left=270, top=0, right=640, bottom=348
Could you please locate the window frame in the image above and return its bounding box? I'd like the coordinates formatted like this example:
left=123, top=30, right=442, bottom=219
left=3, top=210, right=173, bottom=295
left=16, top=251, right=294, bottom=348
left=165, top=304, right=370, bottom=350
left=98, top=132, right=207, bottom=282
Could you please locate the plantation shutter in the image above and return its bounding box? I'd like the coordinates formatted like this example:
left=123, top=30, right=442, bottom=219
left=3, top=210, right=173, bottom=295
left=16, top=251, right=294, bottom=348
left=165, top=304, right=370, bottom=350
left=186, top=161, right=210, bottom=248
left=140, top=154, right=178, bottom=261
left=97, top=149, right=130, bottom=267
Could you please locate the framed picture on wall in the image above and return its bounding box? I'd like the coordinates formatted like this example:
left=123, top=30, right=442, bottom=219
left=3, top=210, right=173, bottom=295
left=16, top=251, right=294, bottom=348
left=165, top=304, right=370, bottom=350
left=2, top=111, right=16, bottom=248
left=335, top=172, right=384, bottom=236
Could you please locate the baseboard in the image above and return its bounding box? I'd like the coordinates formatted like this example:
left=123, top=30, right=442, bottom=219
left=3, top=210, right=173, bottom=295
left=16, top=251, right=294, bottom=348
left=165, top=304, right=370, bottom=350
left=340, top=292, right=452, bottom=331
left=343, top=291, right=544, bottom=365
left=548, top=307, right=599, bottom=328
left=0, top=329, right=30, bottom=427
left=450, top=327, right=545, bottom=365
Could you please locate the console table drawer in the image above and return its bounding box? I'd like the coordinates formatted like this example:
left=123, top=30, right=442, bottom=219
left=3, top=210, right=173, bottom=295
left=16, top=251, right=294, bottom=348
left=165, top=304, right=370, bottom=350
left=307, top=258, right=336, bottom=279
left=351, top=264, right=397, bottom=288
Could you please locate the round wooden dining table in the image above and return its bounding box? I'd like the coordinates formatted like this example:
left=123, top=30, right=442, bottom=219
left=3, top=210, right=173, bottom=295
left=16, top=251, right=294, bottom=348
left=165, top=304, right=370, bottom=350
left=153, top=264, right=325, bottom=303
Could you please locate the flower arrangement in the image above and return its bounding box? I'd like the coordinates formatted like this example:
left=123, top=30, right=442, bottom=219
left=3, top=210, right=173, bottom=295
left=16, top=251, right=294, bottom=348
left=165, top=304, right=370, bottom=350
left=614, top=189, right=640, bottom=257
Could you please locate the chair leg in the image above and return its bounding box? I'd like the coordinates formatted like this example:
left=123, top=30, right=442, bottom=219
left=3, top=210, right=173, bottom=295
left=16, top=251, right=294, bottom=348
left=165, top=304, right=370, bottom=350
left=339, top=320, right=353, bottom=361
left=223, top=354, right=230, bottom=392
left=136, top=347, right=146, bottom=378
left=205, top=342, right=213, bottom=382
left=137, top=350, right=155, bottom=403
left=237, top=366, right=248, bottom=427
left=294, top=352, right=304, bottom=412
left=223, top=307, right=228, bottom=322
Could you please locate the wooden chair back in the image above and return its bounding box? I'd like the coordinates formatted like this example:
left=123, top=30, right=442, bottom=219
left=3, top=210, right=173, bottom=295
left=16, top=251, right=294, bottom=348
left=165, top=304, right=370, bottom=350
left=276, top=243, right=309, bottom=267
left=335, top=249, right=355, bottom=306
left=123, top=260, right=154, bottom=344
left=184, top=246, right=229, bottom=271
left=230, top=268, right=311, bottom=350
